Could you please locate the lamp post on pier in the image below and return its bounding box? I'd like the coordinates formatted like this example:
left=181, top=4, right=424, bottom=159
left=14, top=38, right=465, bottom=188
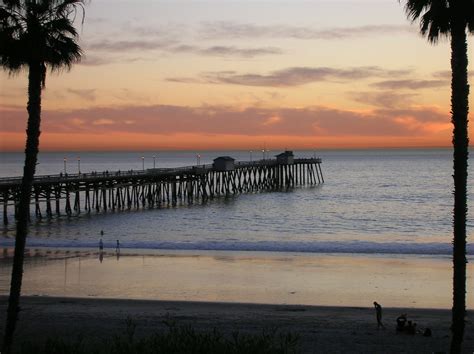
left=196, top=154, right=201, bottom=166
left=63, top=157, right=67, bottom=175
left=261, top=149, right=265, bottom=160
left=141, top=156, right=145, bottom=171
left=250, top=150, right=253, bottom=162
left=77, top=156, right=81, bottom=174
left=153, top=155, right=156, bottom=169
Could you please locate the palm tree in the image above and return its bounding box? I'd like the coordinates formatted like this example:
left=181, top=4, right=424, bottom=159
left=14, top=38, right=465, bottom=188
left=0, top=1, right=85, bottom=352
left=402, top=1, right=473, bottom=353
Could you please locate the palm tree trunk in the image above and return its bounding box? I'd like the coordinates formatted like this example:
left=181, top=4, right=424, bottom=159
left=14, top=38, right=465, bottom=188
left=449, top=13, right=469, bottom=354
left=2, top=61, right=43, bottom=354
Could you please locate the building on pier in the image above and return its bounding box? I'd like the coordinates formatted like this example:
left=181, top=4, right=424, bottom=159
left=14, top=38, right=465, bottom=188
left=275, top=151, right=294, bottom=165
left=213, top=156, right=235, bottom=171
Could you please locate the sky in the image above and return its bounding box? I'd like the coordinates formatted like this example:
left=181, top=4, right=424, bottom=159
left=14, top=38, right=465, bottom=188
left=0, top=0, right=473, bottom=151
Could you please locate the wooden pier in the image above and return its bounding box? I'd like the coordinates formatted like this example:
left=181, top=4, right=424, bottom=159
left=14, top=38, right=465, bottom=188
left=0, top=157, right=323, bottom=225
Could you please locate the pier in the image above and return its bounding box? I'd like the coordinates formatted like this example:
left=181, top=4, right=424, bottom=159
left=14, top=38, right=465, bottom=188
left=0, top=156, right=323, bottom=225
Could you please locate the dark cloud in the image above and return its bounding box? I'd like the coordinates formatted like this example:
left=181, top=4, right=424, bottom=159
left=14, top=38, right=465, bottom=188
left=376, top=108, right=447, bottom=123
left=83, top=40, right=282, bottom=62
left=200, top=22, right=413, bottom=40
left=432, top=70, right=474, bottom=79
left=0, top=103, right=448, bottom=138
left=351, top=91, right=416, bottom=108
left=199, top=45, right=282, bottom=58
left=171, top=45, right=283, bottom=58
left=87, top=17, right=109, bottom=25
left=432, top=70, right=450, bottom=79
left=66, top=89, right=96, bottom=101
left=168, top=66, right=411, bottom=87
left=78, top=55, right=159, bottom=67
left=78, top=55, right=110, bottom=66
left=371, top=79, right=447, bottom=90
left=124, top=23, right=187, bottom=39
left=166, top=77, right=203, bottom=84
left=87, top=39, right=172, bottom=52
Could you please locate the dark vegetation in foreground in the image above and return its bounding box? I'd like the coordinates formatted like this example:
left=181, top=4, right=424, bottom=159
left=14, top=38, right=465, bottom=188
left=14, top=318, right=300, bottom=354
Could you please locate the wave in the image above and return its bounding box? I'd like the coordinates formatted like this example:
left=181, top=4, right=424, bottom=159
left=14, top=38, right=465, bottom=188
left=0, top=238, right=472, bottom=256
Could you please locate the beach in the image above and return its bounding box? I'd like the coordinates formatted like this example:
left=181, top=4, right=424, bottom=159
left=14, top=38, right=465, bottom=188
left=2, top=249, right=473, bottom=309
left=0, top=296, right=473, bottom=353
left=1, top=250, right=474, bottom=352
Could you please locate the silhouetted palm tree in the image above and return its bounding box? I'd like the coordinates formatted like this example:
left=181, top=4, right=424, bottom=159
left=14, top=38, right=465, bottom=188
left=0, top=1, right=85, bottom=352
left=403, top=1, right=473, bottom=353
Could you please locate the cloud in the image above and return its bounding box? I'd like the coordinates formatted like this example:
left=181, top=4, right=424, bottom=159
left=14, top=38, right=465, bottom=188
left=165, top=77, right=203, bottom=84
left=124, top=23, right=188, bottom=39
left=432, top=70, right=474, bottom=79
left=92, top=119, right=114, bottom=126
left=66, top=89, right=96, bottom=101
left=171, top=45, right=283, bottom=58
left=0, top=103, right=449, bottom=140
left=263, top=115, right=282, bottom=126
left=432, top=71, right=450, bottom=79
left=351, top=91, right=416, bottom=108
left=371, top=79, right=447, bottom=90
left=198, top=45, right=282, bottom=58
left=199, top=22, right=413, bottom=40
left=82, top=40, right=282, bottom=63
left=168, top=66, right=411, bottom=87
left=86, top=39, right=172, bottom=52
left=87, top=17, right=109, bottom=25
left=78, top=55, right=110, bottom=66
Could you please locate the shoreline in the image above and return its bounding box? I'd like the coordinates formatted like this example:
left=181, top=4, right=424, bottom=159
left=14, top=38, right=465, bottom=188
left=2, top=245, right=468, bottom=258
left=1, top=248, right=473, bottom=309
left=0, top=296, right=473, bottom=353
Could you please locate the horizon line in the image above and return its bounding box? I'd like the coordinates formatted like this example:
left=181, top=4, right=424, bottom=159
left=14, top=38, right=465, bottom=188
left=0, top=145, right=454, bottom=153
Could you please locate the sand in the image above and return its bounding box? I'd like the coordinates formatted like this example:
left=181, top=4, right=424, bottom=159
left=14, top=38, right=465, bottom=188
left=1, top=250, right=473, bottom=352
left=0, top=296, right=473, bottom=353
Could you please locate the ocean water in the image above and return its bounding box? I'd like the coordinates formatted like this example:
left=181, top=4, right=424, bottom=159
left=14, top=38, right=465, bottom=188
left=0, top=148, right=473, bottom=256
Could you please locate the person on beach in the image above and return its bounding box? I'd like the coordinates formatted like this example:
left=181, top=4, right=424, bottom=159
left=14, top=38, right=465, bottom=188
left=98, top=231, right=105, bottom=263
left=406, top=321, right=417, bottom=335
left=373, top=301, right=384, bottom=329
left=99, top=230, right=104, bottom=251
left=396, top=314, right=407, bottom=332
left=115, top=240, right=120, bottom=260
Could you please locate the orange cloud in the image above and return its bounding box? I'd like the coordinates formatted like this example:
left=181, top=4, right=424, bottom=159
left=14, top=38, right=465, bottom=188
left=0, top=102, right=460, bottom=151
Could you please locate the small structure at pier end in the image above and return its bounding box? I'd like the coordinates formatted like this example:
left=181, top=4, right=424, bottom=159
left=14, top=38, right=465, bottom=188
left=276, top=151, right=294, bottom=165
left=213, top=156, right=235, bottom=171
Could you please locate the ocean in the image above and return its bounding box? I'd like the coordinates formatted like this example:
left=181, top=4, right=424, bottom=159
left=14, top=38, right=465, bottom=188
left=0, top=148, right=472, bottom=256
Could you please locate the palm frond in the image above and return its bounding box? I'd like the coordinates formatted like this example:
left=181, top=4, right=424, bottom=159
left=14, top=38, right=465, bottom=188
left=467, top=0, right=474, bottom=33
left=404, top=0, right=450, bottom=43
left=403, top=0, right=474, bottom=41
left=0, top=0, right=85, bottom=80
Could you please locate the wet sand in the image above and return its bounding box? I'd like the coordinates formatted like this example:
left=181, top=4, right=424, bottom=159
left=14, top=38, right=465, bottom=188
left=2, top=249, right=473, bottom=309
left=0, top=296, right=473, bottom=353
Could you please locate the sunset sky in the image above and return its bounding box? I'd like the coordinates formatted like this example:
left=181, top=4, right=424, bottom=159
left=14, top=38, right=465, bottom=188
left=0, top=0, right=473, bottom=151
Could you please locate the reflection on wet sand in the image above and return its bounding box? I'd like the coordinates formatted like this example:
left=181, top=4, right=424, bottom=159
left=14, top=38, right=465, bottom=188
left=1, top=249, right=473, bottom=309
